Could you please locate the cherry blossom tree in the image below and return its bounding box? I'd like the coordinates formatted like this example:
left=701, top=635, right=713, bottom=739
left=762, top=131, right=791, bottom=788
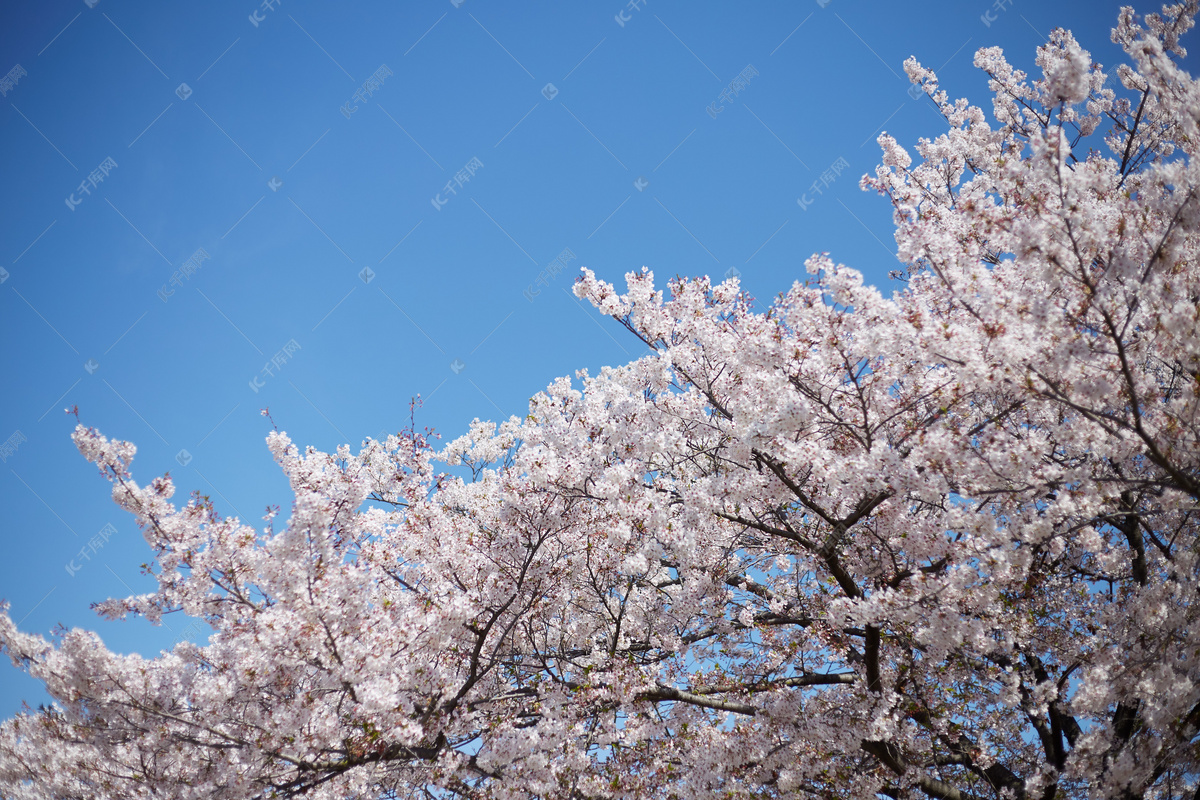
left=3, top=4, right=1200, bottom=798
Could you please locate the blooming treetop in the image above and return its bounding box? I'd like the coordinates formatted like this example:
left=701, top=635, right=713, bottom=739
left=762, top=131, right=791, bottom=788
left=2, top=4, right=1200, bottom=799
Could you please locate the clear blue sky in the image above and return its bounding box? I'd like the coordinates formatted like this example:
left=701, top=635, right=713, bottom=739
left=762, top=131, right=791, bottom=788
left=0, top=0, right=1167, bottom=716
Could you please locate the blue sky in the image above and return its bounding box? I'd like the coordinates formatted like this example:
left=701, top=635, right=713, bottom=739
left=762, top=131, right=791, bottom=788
left=0, top=0, right=1171, bottom=716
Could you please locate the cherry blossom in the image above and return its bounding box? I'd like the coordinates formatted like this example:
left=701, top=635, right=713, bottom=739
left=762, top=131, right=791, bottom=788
left=2, top=4, right=1199, bottom=798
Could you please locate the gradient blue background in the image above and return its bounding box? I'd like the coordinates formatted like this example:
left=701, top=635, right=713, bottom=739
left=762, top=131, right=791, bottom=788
left=0, top=0, right=1179, bottom=716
